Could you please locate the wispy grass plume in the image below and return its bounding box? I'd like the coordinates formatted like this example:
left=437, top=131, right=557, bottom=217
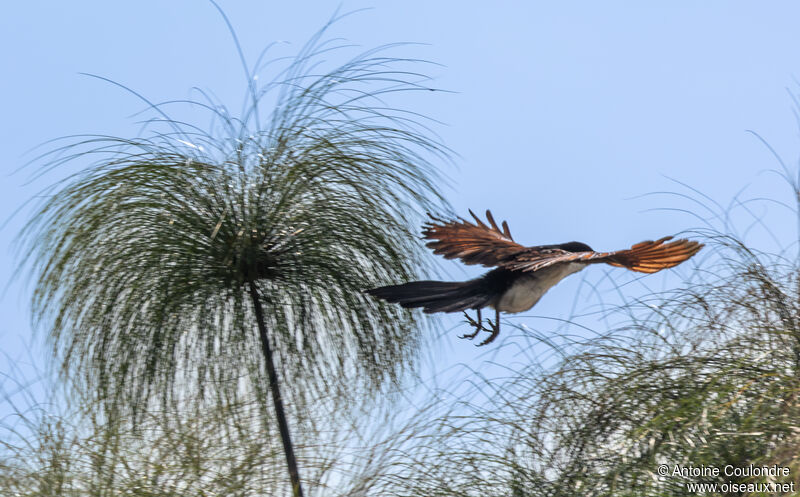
left=16, top=11, right=451, bottom=495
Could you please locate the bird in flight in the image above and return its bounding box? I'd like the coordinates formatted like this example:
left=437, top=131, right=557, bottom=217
left=367, top=210, right=703, bottom=346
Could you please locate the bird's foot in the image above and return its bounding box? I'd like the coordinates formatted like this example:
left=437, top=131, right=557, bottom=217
left=476, top=318, right=500, bottom=346
left=460, top=311, right=484, bottom=340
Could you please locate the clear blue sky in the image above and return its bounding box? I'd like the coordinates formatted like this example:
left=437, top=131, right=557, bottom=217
left=2, top=2, right=800, bottom=410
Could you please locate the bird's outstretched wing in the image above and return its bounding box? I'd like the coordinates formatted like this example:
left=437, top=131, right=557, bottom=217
left=592, top=237, right=704, bottom=273
left=422, top=210, right=525, bottom=267
left=424, top=210, right=703, bottom=273
left=503, top=237, right=703, bottom=273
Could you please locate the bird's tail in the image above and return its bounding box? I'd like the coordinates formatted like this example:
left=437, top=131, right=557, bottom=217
left=366, top=279, right=491, bottom=314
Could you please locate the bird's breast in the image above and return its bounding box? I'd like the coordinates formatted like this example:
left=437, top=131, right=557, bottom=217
left=493, top=262, right=586, bottom=313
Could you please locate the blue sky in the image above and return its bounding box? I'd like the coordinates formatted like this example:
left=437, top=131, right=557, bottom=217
left=2, top=2, right=800, bottom=412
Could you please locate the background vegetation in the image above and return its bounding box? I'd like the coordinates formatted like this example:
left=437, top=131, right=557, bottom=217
left=5, top=10, right=800, bottom=497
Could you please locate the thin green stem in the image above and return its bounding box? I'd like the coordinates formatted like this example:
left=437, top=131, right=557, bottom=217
left=248, top=279, right=303, bottom=497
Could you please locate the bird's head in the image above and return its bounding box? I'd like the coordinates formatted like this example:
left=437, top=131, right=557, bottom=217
left=557, top=241, right=593, bottom=252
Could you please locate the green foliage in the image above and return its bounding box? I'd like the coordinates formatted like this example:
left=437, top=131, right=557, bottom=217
left=372, top=178, right=800, bottom=495
left=0, top=390, right=369, bottom=496
left=18, top=21, right=450, bottom=425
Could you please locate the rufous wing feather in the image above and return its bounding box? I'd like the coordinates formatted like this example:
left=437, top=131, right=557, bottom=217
left=422, top=210, right=525, bottom=267
left=597, top=237, right=703, bottom=273
left=500, top=237, right=703, bottom=273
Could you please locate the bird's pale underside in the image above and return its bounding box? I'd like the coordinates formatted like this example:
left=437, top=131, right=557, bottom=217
left=367, top=210, right=703, bottom=345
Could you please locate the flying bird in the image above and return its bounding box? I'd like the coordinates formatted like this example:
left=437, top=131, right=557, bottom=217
left=366, top=210, right=703, bottom=345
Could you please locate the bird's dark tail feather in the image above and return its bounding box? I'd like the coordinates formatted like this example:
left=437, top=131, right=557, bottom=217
left=366, top=279, right=491, bottom=313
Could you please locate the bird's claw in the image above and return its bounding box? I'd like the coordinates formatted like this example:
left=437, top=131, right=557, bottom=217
left=477, top=319, right=500, bottom=346
left=460, top=311, right=500, bottom=346
left=460, top=311, right=483, bottom=339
